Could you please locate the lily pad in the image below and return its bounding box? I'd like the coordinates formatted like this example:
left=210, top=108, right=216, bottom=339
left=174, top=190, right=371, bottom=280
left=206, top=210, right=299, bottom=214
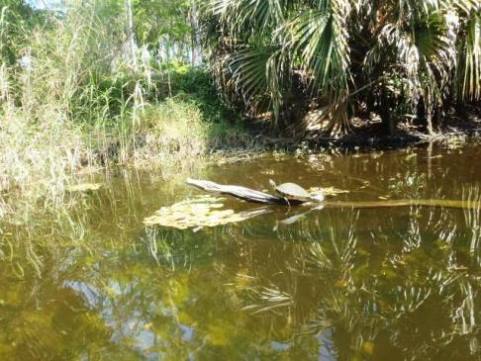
left=144, top=195, right=271, bottom=230
left=67, top=183, right=103, bottom=192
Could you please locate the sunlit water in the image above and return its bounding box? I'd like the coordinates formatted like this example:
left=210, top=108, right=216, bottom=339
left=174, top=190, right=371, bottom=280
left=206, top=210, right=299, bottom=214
left=2, top=142, right=481, bottom=360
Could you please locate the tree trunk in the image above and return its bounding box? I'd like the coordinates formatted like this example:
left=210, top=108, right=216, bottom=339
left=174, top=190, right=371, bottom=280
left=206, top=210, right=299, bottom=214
left=380, top=90, right=394, bottom=135
left=425, top=92, right=435, bottom=135
left=190, top=0, right=200, bottom=65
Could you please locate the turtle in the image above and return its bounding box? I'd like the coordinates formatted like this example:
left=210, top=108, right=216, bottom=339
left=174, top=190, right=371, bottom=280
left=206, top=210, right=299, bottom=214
left=269, top=179, right=325, bottom=205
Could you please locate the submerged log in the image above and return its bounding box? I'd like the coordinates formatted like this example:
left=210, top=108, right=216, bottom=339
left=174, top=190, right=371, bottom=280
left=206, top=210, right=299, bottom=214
left=186, top=178, right=290, bottom=205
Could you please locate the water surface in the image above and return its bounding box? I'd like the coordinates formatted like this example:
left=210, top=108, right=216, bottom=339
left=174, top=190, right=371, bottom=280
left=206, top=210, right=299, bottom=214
left=2, top=142, right=481, bottom=360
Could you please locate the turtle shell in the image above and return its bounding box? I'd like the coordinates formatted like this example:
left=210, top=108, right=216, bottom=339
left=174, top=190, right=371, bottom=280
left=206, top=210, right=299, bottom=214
left=275, top=182, right=312, bottom=201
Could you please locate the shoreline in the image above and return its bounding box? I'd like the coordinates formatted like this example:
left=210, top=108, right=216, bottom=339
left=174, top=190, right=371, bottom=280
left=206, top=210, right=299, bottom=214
left=214, top=120, right=481, bottom=157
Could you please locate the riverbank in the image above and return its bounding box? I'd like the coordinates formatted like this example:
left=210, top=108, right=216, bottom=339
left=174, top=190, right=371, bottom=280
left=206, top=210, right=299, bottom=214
left=1, top=92, right=479, bottom=213
left=251, top=105, right=481, bottom=152
left=1, top=47, right=480, bottom=222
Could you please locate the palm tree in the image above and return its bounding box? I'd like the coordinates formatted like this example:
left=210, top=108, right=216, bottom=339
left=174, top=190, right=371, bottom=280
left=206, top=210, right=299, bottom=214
left=200, top=0, right=481, bottom=135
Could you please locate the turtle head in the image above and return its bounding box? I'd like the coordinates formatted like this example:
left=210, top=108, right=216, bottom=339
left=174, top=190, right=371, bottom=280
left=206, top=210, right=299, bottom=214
left=269, top=179, right=276, bottom=189
left=309, top=191, right=325, bottom=202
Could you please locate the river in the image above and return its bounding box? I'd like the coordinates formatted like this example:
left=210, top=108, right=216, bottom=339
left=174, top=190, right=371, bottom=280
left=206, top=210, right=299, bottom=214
left=1, top=141, right=481, bottom=360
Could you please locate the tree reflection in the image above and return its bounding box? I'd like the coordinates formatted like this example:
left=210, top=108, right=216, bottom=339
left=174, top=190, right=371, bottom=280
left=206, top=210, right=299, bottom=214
left=235, top=185, right=481, bottom=361
left=1, top=167, right=481, bottom=360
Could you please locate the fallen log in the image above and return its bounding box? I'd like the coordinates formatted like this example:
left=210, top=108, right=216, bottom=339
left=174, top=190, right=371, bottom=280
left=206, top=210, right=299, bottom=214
left=187, top=178, right=481, bottom=210
left=186, top=178, right=290, bottom=205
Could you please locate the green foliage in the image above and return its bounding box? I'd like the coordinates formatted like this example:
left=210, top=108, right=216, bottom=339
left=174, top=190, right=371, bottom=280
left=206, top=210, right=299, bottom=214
left=457, top=10, right=481, bottom=101
left=201, top=0, right=481, bottom=134
left=0, top=0, right=36, bottom=65
left=132, top=0, right=191, bottom=47
left=0, top=0, right=246, bottom=217
left=171, top=65, right=239, bottom=124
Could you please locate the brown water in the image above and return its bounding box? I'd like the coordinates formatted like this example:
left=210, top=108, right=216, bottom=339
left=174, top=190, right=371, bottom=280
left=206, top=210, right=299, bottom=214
left=2, top=142, right=481, bottom=361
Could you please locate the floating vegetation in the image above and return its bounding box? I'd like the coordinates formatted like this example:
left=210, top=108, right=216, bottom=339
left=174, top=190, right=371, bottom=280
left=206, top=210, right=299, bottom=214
left=66, top=183, right=103, bottom=193
left=308, top=186, right=349, bottom=197
left=143, top=195, right=271, bottom=230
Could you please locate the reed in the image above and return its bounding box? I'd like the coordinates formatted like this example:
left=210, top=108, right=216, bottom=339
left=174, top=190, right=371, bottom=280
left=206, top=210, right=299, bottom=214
left=0, top=1, right=247, bottom=220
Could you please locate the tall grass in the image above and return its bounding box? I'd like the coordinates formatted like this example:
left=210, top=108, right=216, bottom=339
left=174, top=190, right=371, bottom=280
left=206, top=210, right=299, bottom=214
left=0, top=2, right=115, bottom=218
left=0, top=1, right=246, bottom=220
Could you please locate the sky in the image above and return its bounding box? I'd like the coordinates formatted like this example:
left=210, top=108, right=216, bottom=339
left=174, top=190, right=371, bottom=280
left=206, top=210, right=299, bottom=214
left=26, top=0, right=64, bottom=10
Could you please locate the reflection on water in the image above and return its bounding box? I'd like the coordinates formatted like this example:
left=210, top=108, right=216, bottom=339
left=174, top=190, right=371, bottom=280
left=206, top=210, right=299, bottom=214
left=1, top=143, right=481, bottom=360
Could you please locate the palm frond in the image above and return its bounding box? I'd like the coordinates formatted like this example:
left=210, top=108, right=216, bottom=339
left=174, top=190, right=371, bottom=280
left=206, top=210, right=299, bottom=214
left=415, top=10, right=456, bottom=77
left=208, top=0, right=237, bottom=17
left=228, top=46, right=271, bottom=98
left=449, top=0, right=480, bottom=15
left=209, top=0, right=288, bottom=34
left=227, top=45, right=289, bottom=122
left=457, top=12, right=481, bottom=101
left=201, top=0, right=481, bottom=133
left=282, top=2, right=351, bottom=98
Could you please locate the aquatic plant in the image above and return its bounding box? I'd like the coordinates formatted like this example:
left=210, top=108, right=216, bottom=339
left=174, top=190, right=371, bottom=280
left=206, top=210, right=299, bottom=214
left=143, top=195, right=270, bottom=230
